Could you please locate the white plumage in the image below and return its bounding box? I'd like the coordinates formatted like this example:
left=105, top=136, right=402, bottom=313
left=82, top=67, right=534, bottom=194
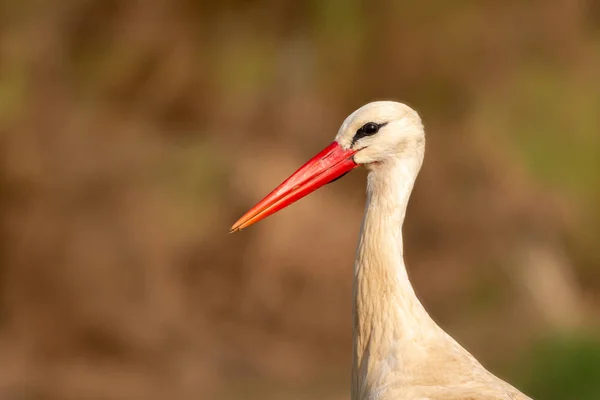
left=231, top=101, right=533, bottom=400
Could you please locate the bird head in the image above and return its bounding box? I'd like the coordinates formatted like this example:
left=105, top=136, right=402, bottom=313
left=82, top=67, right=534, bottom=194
left=335, top=101, right=425, bottom=169
left=230, top=101, right=424, bottom=232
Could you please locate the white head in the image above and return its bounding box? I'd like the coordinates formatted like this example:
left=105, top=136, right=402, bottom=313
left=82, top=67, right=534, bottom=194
left=230, top=101, right=425, bottom=232
left=335, top=101, right=425, bottom=170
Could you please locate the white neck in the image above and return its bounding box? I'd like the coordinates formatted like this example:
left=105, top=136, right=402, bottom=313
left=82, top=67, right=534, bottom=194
left=351, top=153, right=438, bottom=399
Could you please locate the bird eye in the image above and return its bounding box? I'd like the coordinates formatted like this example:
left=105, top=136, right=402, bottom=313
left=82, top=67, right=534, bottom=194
left=351, top=122, right=386, bottom=147
left=361, top=122, right=380, bottom=135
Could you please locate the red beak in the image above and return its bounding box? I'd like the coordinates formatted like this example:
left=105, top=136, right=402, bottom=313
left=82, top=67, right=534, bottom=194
left=230, top=142, right=358, bottom=232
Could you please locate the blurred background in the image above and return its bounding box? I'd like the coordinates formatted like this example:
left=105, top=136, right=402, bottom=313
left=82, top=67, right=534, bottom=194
left=0, top=0, right=599, bottom=399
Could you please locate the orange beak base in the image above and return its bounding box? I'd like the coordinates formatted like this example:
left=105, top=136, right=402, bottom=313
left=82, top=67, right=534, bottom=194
left=230, top=142, right=358, bottom=232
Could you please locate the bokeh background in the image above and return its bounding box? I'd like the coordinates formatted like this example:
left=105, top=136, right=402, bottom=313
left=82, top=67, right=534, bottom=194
left=0, top=0, right=599, bottom=399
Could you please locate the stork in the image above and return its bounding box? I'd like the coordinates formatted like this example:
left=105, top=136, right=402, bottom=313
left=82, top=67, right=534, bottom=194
left=230, top=102, right=532, bottom=400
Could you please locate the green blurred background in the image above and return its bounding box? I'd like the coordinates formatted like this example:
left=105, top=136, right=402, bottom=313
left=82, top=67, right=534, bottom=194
left=0, top=1, right=599, bottom=399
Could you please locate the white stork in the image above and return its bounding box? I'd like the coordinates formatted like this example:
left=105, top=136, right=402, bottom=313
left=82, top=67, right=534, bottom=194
left=230, top=101, right=532, bottom=400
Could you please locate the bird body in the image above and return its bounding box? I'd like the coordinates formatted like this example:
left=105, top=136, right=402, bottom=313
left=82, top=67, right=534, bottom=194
left=231, top=101, right=532, bottom=400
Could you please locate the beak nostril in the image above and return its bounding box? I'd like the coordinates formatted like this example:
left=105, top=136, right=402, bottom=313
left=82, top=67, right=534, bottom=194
left=323, top=149, right=335, bottom=160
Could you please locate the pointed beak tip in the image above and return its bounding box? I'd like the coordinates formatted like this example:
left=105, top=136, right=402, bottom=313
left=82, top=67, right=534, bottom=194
left=229, top=215, right=248, bottom=233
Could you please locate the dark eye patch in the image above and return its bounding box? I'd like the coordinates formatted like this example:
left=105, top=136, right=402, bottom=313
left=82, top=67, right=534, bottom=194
left=351, top=122, right=387, bottom=147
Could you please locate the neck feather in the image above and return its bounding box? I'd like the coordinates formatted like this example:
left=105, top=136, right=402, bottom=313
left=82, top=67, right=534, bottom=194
left=351, top=154, right=436, bottom=398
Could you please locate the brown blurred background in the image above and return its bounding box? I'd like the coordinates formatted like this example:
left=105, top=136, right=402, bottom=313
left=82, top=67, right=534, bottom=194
left=0, top=0, right=599, bottom=399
